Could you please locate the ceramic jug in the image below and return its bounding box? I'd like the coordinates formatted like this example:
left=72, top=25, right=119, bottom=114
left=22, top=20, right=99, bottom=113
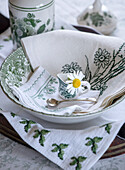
left=9, top=0, right=55, bottom=49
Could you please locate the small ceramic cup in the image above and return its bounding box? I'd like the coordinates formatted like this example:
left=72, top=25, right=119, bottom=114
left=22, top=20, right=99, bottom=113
left=9, top=0, right=55, bottom=49
left=57, top=73, right=90, bottom=100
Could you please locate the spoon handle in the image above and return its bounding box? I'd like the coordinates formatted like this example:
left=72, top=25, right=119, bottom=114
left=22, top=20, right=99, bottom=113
left=60, top=98, right=97, bottom=103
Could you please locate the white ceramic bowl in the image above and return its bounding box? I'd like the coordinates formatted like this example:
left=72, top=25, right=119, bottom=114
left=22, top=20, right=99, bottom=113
left=0, top=30, right=125, bottom=123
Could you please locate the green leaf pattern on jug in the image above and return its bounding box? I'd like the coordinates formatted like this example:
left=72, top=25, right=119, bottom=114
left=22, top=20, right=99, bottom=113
left=9, top=11, right=51, bottom=47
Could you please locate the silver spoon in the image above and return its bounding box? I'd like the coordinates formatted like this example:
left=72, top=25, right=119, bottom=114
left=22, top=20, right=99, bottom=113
left=46, top=98, right=97, bottom=107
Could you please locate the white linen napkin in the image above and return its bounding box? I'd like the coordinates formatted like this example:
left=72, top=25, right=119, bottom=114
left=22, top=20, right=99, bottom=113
left=10, top=66, right=100, bottom=116
left=21, top=30, right=125, bottom=114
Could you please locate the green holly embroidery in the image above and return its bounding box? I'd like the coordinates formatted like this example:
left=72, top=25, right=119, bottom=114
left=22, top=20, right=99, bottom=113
left=20, top=119, right=36, bottom=133
left=101, top=123, right=112, bottom=134
left=10, top=112, right=16, bottom=117
left=105, top=124, right=112, bottom=134
left=85, top=137, right=103, bottom=154
left=70, top=156, right=87, bottom=170
left=3, top=35, right=12, bottom=41
left=51, top=143, right=69, bottom=160
left=100, top=123, right=112, bottom=134
left=33, top=129, right=50, bottom=146
left=0, top=45, right=4, bottom=49
left=61, top=26, right=65, bottom=29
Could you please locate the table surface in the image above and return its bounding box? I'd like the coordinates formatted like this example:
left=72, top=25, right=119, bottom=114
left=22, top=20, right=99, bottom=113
left=0, top=0, right=125, bottom=169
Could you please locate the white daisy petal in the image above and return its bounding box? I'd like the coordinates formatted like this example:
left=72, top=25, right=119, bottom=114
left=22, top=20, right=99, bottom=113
left=76, top=70, right=80, bottom=77
left=73, top=71, right=77, bottom=78
left=78, top=86, right=83, bottom=93
left=69, top=88, right=76, bottom=95
left=66, top=80, right=73, bottom=84
left=79, top=71, right=85, bottom=80
left=67, top=73, right=74, bottom=80
left=67, top=84, right=73, bottom=89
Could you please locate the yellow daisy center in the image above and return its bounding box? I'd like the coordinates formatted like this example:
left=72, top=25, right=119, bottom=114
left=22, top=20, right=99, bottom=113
left=73, top=78, right=81, bottom=88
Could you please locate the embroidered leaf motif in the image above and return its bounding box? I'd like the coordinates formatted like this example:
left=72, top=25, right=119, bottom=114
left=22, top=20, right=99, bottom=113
left=51, top=146, right=58, bottom=152
left=61, top=26, right=64, bottom=29
left=33, top=129, right=50, bottom=146
left=85, top=136, right=103, bottom=154
left=105, top=124, right=112, bottom=134
left=92, top=143, right=98, bottom=154
left=70, top=156, right=87, bottom=170
left=85, top=140, right=92, bottom=146
left=0, top=45, right=4, bottom=49
left=100, top=123, right=112, bottom=134
left=58, top=150, right=64, bottom=160
left=78, top=156, right=87, bottom=162
left=10, top=112, right=16, bottom=117
left=51, top=143, right=69, bottom=160
left=59, top=143, right=69, bottom=149
left=20, top=119, right=36, bottom=133
left=3, top=35, right=12, bottom=41
left=93, top=137, right=103, bottom=143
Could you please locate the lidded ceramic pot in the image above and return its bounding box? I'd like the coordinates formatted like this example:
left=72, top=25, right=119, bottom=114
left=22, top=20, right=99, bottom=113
left=9, top=0, right=55, bottom=49
left=77, top=0, right=117, bottom=35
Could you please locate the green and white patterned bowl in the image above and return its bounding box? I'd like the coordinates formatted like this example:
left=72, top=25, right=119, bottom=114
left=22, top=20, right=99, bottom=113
left=0, top=45, right=125, bottom=124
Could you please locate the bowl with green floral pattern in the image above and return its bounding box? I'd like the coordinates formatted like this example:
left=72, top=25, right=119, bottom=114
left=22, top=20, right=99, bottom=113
left=0, top=30, right=125, bottom=124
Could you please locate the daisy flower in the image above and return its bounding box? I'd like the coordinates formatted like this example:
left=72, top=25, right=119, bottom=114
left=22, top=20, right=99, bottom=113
left=66, top=71, right=91, bottom=95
